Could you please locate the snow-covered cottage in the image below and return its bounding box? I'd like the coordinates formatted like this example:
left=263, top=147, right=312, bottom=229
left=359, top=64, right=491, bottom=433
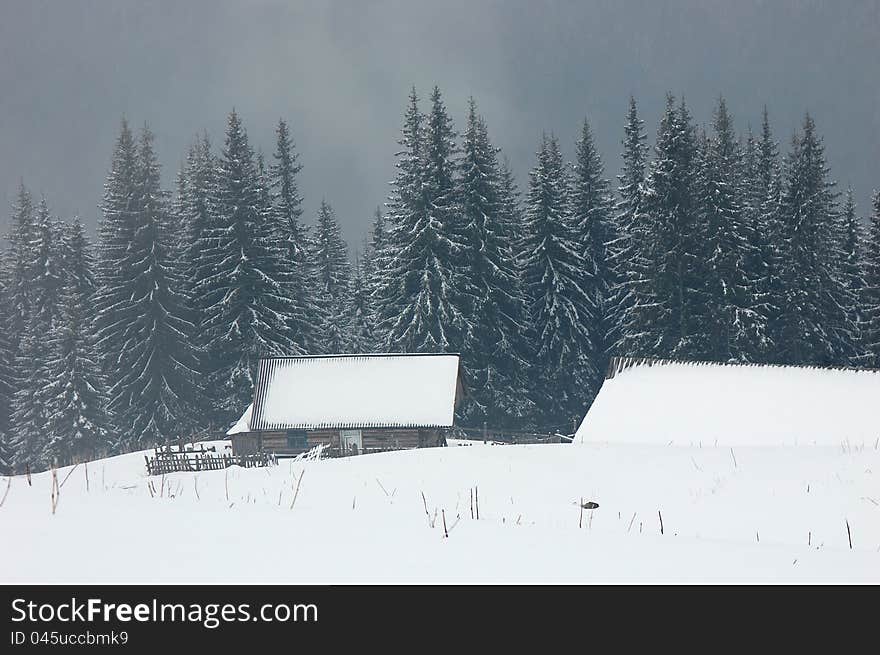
left=227, top=354, right=463, bottom=457
left=576, top=356, right=880, bottom=446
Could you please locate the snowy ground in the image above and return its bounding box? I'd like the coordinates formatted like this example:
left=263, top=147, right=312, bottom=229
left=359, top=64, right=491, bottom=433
left=1, top=438, right=878, bottom=583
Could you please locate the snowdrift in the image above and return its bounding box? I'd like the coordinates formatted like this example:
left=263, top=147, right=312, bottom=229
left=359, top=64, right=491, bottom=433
left=2, top=437, right=878, bottom=583
left=577, top=359, right=880, bottom=446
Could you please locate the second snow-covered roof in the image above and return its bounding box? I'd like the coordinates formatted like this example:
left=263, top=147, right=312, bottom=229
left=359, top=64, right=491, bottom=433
left=248, top=354, right=461, bottom=430
left=576, top=357, right=880, bottom=446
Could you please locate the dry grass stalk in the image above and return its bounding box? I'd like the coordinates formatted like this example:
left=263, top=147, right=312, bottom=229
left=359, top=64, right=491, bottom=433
left=730, top=448, right=738, bottom=469
left=579, top=497, right=583, bottom=529
left=627, top=512, right=636, bottom=533
left=85, top=462, right=89, bottom=493
left=59, top=464, right=79, bottom=488
left=658, top=510, right=664, bottom=535
left=420, top=491, right=437, bottom=527
left=50, top=468, right=59, bottom=515
left=475, top=486, right=480, bottom=520
left=0, top=476, right=11, bottom=508
left=442, top=509, right=448, bottom=538
left=846, top=519, right=853, bottom=550
left=194, top=476, right=200, bottom=501
left=26, top=463, right=31, bottom=487
left=289, top=469, right=305, bottom=510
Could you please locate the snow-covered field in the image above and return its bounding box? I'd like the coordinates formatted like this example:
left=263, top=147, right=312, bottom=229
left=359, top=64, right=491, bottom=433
left=1, top=437, right=878, bottom=583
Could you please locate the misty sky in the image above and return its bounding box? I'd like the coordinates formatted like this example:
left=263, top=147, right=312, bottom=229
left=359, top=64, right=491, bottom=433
left=1, top=0, right=878, bottom=248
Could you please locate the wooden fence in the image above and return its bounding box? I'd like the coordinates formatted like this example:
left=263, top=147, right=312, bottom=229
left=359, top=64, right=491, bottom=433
left=145, top=446, right=276, bottom=476
left=450, top=427, right=573, bottom=445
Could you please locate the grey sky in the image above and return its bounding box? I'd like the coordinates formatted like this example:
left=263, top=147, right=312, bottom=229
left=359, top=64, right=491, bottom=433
left=1, top=0, right=878, bottom=248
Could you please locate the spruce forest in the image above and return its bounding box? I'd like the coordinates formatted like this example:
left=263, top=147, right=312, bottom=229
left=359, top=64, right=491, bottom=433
left=2, top=88, right=879, bottom=473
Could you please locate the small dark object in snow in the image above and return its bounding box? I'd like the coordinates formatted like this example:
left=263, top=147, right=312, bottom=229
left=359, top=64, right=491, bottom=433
left=581, top=501, right=599, bottom=510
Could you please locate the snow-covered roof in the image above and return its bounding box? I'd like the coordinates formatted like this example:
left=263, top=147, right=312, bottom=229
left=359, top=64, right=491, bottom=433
left=577, top=357, right=880, bottom=446
left=236, top=354, right=460, bottom=431
left=226, top=403, right=253, bottom=436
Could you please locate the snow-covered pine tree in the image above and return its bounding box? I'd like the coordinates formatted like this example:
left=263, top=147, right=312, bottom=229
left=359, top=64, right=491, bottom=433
left=457, top=98, right=533, bottom=426
left=0, top=281, right=15, bottom=473
left=637, top=95, right=706, bottom=359
left=369, top=206, right=386, bottom=257
left=751, top=109, right=788, bottom=363
left=270, top=119, right=322, bottom=354
left=345, top=255, right=374, bottom=353
left=182, top=132, right=217, bottom=317
left=570, top=117, right=618, bottom=391
left=498, top=157, right=527, bottom=270
left=375, top=87, right=474, bottom=356
left=11, top=198, right=63, bottom=469
left=43, top=221, right=108, bottom=464
left=611, top=97, right=656, bottom=359
left=839, top=188, right=867, bottom=365
left=522, top=133, right=596, bottom=426
left=863, top=190, right=880, bottom=367
left=96, top=125, right=200, bottom=449
left=94, top=118, right=138, bottom=393
left=363, top=207, right=388, bottom=349
left=777, top=114, right=855, bottom=366
left=311, top=199, right=351, bottom=354
left=196, top=110, right=300, bottom=420
left=697, top=98, right=767, bottom=362
left=3, top=182, right=37, bottom=357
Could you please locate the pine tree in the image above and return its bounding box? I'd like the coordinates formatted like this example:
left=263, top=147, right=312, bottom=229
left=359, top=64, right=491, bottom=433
left=359, top=207, right=386, bottom=351
left=839, top=188, right=866, bottom=364
left=863, top=190, right=880, bottom=367
left=498, top=158, right=527, bottom=270
left=750, top=109, right=789, bottom=362
left=270, top=119, right=322, bottom=354
left=182, top=132, right=217, bottom=315
left=95, top=125, right=200, bottom=449
left=345, top=256, right=374, bottom=353
left=10, top=198, right=63, bottom=469
left=43, top=222, right=108, bottom=464
left=4, top=182, right=37, bottom=348
left=740, top=109, right=786, bottom=362
left=362, top=207, right=384, bottom=300
left=94, top=118, right=138, bottom=393
left=611, top=97, right=654, bottom=358
left=375, top=87, right=474, bottom=355
left=571, top=117, right=618, bottom=389
left=311, top=199, right=351, bottom=353
left=522, top=133, right=596, bottom=426
left=777, top=114, right=855, bottom=365
left=635, top=95, right=706, bottom=359
left=312, top=199, right=351, bottom=300
left=457, top=98, right=533, bottom=426
left=697, top=98, right=767, bottom=361
left=0, top=281, right=15, bottom=473
left=196, top=110, right=300, bottom=419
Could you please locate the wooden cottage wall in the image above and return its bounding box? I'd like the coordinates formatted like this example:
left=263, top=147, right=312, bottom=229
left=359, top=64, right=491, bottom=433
left=234, top=427, right=447, bottom=456
left=230, top=433, right=261, bottom=456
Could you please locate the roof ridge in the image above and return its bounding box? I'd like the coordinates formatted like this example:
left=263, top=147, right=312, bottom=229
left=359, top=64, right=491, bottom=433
left=606, top=355, right=880, bottom=380
left=259, top=352, right=461, bottom=362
